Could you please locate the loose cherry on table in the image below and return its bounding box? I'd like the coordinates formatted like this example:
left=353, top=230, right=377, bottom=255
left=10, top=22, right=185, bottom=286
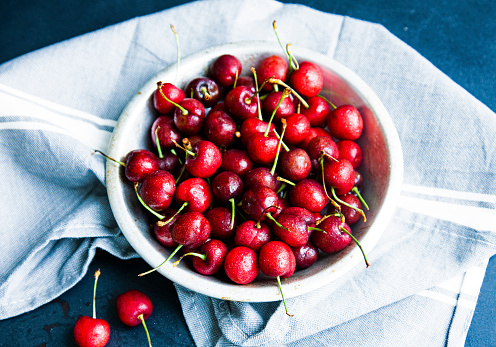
left=73, top=269, right=110, bottom=347
left=115, top=289, right=154, bottom=347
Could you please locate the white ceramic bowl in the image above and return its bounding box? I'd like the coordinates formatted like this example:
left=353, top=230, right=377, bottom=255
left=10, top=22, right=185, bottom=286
left=106, top=41, right=404, bottom=302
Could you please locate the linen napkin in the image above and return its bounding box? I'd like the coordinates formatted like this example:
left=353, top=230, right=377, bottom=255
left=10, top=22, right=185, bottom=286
left=0, top=0, right=495, bottom=346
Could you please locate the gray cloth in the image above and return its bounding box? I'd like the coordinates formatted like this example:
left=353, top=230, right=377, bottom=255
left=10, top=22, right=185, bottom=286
left=1, top=0, right=495, bottom=346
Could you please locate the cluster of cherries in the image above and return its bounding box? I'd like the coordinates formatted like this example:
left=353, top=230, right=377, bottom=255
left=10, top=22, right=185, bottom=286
left=101, top=35, right=370, bottom=317
left=73, top=270, right=154, bottom=347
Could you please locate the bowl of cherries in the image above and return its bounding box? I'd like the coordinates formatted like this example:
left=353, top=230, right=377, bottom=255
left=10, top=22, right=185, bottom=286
left=105, top=39, right=403, bottom=313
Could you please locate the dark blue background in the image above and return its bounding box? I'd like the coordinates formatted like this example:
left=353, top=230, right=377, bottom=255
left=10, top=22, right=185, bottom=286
left=1, top=1, right=495, bottom=346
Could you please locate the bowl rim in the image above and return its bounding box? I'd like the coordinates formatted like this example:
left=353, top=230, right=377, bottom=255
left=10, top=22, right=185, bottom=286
left=106, top=40, right=404, bottom=302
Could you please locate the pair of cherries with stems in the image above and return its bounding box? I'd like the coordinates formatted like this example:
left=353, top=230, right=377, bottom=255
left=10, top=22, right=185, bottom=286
left=73, top=270, right=154, bottom=347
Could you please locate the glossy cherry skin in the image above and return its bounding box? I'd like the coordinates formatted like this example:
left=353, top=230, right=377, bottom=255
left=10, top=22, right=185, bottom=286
left=256, top=55, right=288, bottom=91
left=278, top=148, right=312, bottom=182
left=224, top=246, right=260, bottom=284
left=73, top=316, right=110, bottom=347
left=289, top=61, right=323, bottom=98
left=209, top=54, right=242, bottom=88
left=171, top=211, right=211, bottom=249
left=291, top=241, right=319, bottom=269
left=151, top=115, right=182, bottom=151
left=259, top=241, right=296, bottom=279
left=158, top=152, right=180, bottom=175
left=220, top=149, right=253, bottom=178
left=299, top=127, right=332, bottom=151
left=175, top=177, right=213, bottom=213
left=243, top=167, right=281, bottom=192
left=336, top=140, right=363, bottom=169
left=323, top=159, right=355, bottom=195
left=336, top=193, right=363, bottom=225
left=203, top=110, right=237, bottom=148
left=153, top=208, right=180, bottom=248
left=301, top=96, right=330, bottom=127
left=185, top=77, right=221, bottom=108
left=139, top=170, right=176, bottom=211
left=246, top=132, right=279, bottom=165
left=211, top=171, right=244, bottom=203
left=327, top=105, right=363, bottom=140
left=262, top=91, right=295, bottom=122
left=234, top=220, right=271, bottom=252
left=239, top=118, right=276, bottom=147
left=115, top=289, right=153, bottom=327
left=289, top=179, right=327, bottom=213
left=283, top=113, right=311, bottom=145
left=224, top=85, right=258, bottom=121
left=307, top=136, right=339, bottom=162
left=191, top=239, right=228, bottom=275
left=310, top=215, right=352, bottom=253
left=184, top=140, right=222, bottom=178
left=124, top=149, right=160, bottom=183
left=241, top=185, right=279, bottom=222
left=205, top=207, right=236, bottom=240
left=173, top=98, right=206, bottom=135
left=236, top=76, right=256, bottom=91
left=273, top=212, right=310, bottom=247
left=153, top=82, right=185, bottom=115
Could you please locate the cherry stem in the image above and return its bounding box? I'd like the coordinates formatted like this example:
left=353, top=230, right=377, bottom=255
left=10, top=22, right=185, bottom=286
left=308, top=226, right=326, bottom=233
left=271, top=119, right=287, bottom=175
left=162, top=201, right=188, bottom=225
left=264, top=88, right=291, bottom=137
left=138, top=313, right=153, bottom=347
left=92, top=269, right=101, bottom=319
left=276, top=176, right=295, bottom=186
left=172, top=139, right=195, bottom=157
left=286, top=43, right=299, bottom=71
left=138, top=244, right=184, bottom=277
left=171, top=24, right=180, bottom=87
left=229, top=198, right=236, bottom=230
left=264, top=213, right=288, bottom=231
left=251, top=67, right=264, bottom=121
left=319, top=157, right=341, bottom=212
left=170, top=148, right=183, bottom=164
left=200, top=87, right=211, bottom=100
left=154, top=127, right=163, bottom=159
left=93, top=150, right=125, bottom=166
left=276, top=182, right=287, bottom=194
left=233, top=70, right=239, bottom=89
left=272, top=129, right=290, bottom=152
left=276, top=276, right=293, bottom=317
left=352, top=186, right=369, bottom=210
left=331, top=187, right=366, bottom=222
left=321, top=151, right=339, bottom=162
left=268, top=78, right=309, bottom=109
left=134, top=183, right=166, bottom=220
left=175, top=155, right=188, bottom=183
left=157, top=82, right=187, bottom=115
left=173, top=252, right=206, bottom=267
left=317, top=94, right=337, bottom=110
left=339, top=226, right=370, bottom=268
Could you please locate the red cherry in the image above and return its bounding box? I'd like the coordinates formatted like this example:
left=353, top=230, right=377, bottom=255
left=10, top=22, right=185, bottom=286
left=224, top=85, right=259, bottom=121
left=234, top=220, right=271, bottom=252
left=327, top=105, right=363, bottom=140
left=151, top=115, right=181, bottom=151
left=323, top=159, right=355, bottom=196
left=256, top=55, right=288, bottom=91
left=336, top=140, right=363, bottom=169
left=301, top=96, right=329, bottom=127
left=224, top=246, right=260, bottom=284
left=73, top=269, right=110, bottom=347
left=153, top=82, right=185, bottom=115
left=184, top=140, right=222, bottom=178
left=175, top=177, right=213, bottom=213
left=173, top=98, right=206, bottom=135
left=139, top=170, right=176, bottom=211
left=289, top=179, right=328, bottom=213
left=209, top=54, right=242, bottom=88
left=246, top=132, right=279, bottom=165
left=310, top=216, right=352, bottom=254
left=124, top=149, right=160, bottom=183
left=289, top=61, right=323, bottom=97
left=115, top=289, right=153, bottom=346
left=283, top=113, right=311, bottom=145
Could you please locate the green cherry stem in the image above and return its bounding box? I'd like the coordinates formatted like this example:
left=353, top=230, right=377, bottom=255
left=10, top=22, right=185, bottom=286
left=92, top=269, right=101, bottom=319
left=276, top=276, right=293, bottom=317
left=264, top=88, right=291, bottom=137
left=161, top=201, right=188, bottom=225
left=154, top=127, right=164, bottom=159
left=229, top=198, right=236, bottom=230
left=93, top=150, right=125, bottom=167
left=276, top=182, right=287, bottom=194
left=170, top=148, right=183, bottom=164
left=134, top=183, right=166, bottom=220
left=339, top=226, right=370, bottom=268
left=317, top=94, right=337, bottom=110
left=138, top=244, right=184, bottom=277
left=264, top=213, right=288, bottom=231
left=173, top=252, right=206, bottom=267
left=276, top=176, right=296, bottom=186
left=352, top=186, right=369, bottom=210
left=270, top=119, right=288, bottom=176
left=251, top=67, right=264, bottom=121
left=308, top=226, right=326, bottom=233
left=331, top=187, right=366, bottom=222
left=171, top=24, right=180, bottom=86
left=272, top=128, right=290, bottom=152
left=138, top=313, right=153, bottom=347
left=286, top=43, right=299, bottom=71
left=268, top=78, right=309, bottom=109
left=157, top=82, right=188, bottom=116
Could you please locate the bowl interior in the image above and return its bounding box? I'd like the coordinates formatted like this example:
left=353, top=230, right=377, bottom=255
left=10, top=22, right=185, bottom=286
left=106, top=41, right=403, bottom=302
